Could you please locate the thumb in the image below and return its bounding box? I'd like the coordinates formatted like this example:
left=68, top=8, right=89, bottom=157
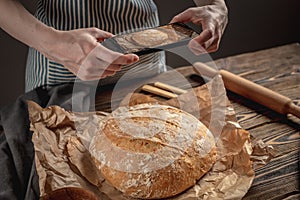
left=87, top=28, right=113, bottom=41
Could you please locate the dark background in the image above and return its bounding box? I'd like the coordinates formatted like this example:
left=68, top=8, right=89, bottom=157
left=0, top=0, right=299, bottom=108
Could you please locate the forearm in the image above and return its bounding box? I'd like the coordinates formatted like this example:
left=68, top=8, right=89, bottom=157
left=0, top=0, right=56, bottom=51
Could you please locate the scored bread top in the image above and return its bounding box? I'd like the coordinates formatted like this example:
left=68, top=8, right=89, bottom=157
left=89, top=103, right=216, bottom=199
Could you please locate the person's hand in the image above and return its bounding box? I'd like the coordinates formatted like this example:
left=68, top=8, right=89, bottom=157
left=171, top=0, right=228, bottom=54
left=38, top=28, right=139, bottom=80
left=0, top=0, right=139, bottom=81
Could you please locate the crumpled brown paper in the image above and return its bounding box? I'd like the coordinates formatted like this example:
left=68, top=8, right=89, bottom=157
left=29, top=75, right=274, bottom=200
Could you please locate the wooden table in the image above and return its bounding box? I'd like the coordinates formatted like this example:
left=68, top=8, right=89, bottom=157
left=94, top=43, right=300, bottom=200
left=213, top=43, right=300, bottom=200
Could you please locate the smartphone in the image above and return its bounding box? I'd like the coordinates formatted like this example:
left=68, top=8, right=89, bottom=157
left=101, top=22, right=200, bottom=56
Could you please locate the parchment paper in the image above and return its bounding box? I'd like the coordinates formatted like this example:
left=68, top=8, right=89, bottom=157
left=29, top=75, right=274, bottom=200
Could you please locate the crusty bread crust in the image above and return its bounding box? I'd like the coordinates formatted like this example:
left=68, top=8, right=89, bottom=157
left=89, top=104, right=216, bottom=199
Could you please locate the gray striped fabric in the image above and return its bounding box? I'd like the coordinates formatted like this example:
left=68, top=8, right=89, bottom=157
left=25, top=0, right=166, bottom=91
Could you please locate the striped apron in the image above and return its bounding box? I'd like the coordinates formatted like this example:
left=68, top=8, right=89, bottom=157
left=25, top=0, right=166, bottom=91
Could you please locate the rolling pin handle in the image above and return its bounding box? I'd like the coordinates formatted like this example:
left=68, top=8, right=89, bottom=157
left=193, top=62, right=300, bottom=119
left=287, top=102, right=300, bottom=118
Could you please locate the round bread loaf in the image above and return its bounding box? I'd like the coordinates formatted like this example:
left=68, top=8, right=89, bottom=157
left=89, top=104, right=216, bottom=199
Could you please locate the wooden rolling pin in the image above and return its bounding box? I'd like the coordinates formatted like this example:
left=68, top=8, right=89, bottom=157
left=193, top=62, right=300, bottom=118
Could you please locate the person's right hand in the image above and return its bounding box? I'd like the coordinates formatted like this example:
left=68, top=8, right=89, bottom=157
left=171, top=0, right=228, bottom=55
left=38, top=27, right=139, bottom=80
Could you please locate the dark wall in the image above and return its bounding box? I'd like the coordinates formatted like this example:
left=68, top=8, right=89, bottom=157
left=0, top=0, right=299, bottom=107
left=0, top=0, right=36, bottom=107
left=154, top=0, right=300, bottom=66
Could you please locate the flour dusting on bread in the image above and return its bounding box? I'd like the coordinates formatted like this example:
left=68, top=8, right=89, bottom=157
left=89, top=104, right=216, bottom=199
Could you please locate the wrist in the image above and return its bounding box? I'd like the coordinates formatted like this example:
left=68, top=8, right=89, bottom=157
left=31, top=23, right=59, bottom=53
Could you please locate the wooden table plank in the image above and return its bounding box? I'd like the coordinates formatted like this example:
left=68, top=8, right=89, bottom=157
left=211, top=43, right=300, bottom=200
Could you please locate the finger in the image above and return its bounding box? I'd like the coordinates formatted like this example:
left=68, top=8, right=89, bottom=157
left=76, top=56, right=109, bottom=80
left=104, top=64, right=122, bottom=72
left=87, top=27, right=113, bottom=41
left=188, top=26, right=221, bottom=55
left=111, top=54, right=139, bottom=65
left=190, top=29, right=213, bottom=47
left=78, top=71, right=111, bottom=80
left=100, top=70, right=117, bottom=78
left=87, top=69, right=116, bottom=80
left=188, top=29, right=212, bottom=55
left=170, top=8, right=196, bottom=23
left=189, top=36, right=218, bottom=55
left=79, top=56, right=121, bottom=80
left=188, top=39, right=206, bottom=55
left=85, top=60, right=122, bottom=72
left=203, top=28, right=221, bottom=52
left=76, top=68, right=114, bottom=81
left=205, top=39, right=220, bottom=53
left=94, top=44, right=139, bottom=65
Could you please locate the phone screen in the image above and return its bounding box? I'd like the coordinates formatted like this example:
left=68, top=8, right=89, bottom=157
left=101, top=23, right=200, bottom=55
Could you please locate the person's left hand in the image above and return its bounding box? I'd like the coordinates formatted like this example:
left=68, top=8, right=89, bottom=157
left=171, top=3, right=228, bottom=54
